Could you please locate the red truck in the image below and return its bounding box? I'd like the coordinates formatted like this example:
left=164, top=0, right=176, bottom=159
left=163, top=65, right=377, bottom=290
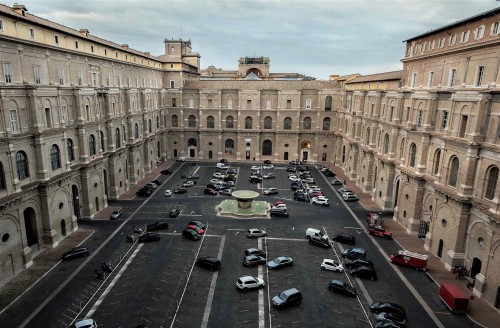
left=389, top=250, right=428, bottom=271
left=439, top=283, right=469, bottom=314
left=368, top=225, right=393, bottom=239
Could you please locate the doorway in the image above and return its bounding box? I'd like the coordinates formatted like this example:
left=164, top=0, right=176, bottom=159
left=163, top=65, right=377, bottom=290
left=23, top=208, right=38, bottom=247
left=437, top=239, right=444, bottom=258
left=246, top=150, right=250, bottom=160
left=189, top=148, right=196, bottom=158
left=284, top=152, right=289, bottom=160
left=471, top=258, right=482, bottom=279
left=495, top=286, right=500, bottom=308
left=61, top=219, right=66, bottom=236
left=95, top=197, right=100, bottom=211
left=209, top=150, right=213, bottom=159
left=173, top=149, right=178, bottom=157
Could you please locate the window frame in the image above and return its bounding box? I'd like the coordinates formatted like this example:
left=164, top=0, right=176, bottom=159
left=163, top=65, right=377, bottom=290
left=3, top=62, right=12, bottom=84
left=50, top=144, right=61, bottom=170
left=485, top=167, right=498, bottom=200
left=449, top=68, right=457, bottom=87
left=16, top=151, right=29, bottom=180
left=207, top=115, right=215, bottom=129
left=303, top=117, right=312, bottom=130
left=9, top=109, right=18, bottom=132
left=67, top=139, right=74, bottom=162
left=442, top=110, right=449, bottom=129
left=283, top=117, right=292, bottom=130
left=264, top=116, right=272, bottom=129
left=476, top=65, right=485, bottom=87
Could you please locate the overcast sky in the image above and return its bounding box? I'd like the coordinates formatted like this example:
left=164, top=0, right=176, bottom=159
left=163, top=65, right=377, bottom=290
left=16, top=0, right=499, bottom=79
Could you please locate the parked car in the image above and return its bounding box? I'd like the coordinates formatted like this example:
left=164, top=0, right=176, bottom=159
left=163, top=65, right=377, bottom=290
left=196, top=257, right=221, bottom=271
left=110, top=208, right=123, bottom=220
left=377, top=312, right=406, bottom=325
left=267, top=256, right=293, bottom=270
left=161, top=169, right=172, bottom=175
left=286, top=166, right=297, bottom=172
left=294, top=192, right=309, bottom=202
left=289, top=160, right=302, bottom=165
left=249, top=176, right=262, bottom=183
left=370, top=302, right=406, bottom=318
left=263, top=164, right=274, bottom=169
left=374, top=319, right=406, bottom=328
left=263, top=160, right=272, bottom=164
left=291, top=184, right=303, bottom=191
left=136, top=188, right=152, bottom=197
left=62, top=246, right=89, bottom=261
left=204, top=188, right=218, bottom=195
left=206, top=183, right=221, bottom=190
left=182, top=228, right=201, bottom=241
left=321, top=259, right=344, bottom=272
left=219, top=188, right=233, bottom=196
left=311, top=196, right=330, bottom=206
left=222, top=181, right=235, bottom=188
left=273, top=204, right=287, bottom=211
left=187, top=174, right=200, bottom=180
left=270, top=208, right=289, bottom=218
left=308, top=191, right=324, bottom=198
left=210, top=178, right=222, bottom=184
left=243, top=255, right=267, bottom=267
left=342, top=193, right=359, bottom=201
left=263, top=173, right=275, bottom=179
left=271, top=288, right=302, bottom=309
left=330, top=178, right=342, bottom=185
left=368, top=225, right=393, bottom=239
left=342, top=247, right=367, bottom=260
left=331, top=233, right=356, bottom=245
left=174, top=187, right=188, bottom=194
left=164, top=189, right=173, bottom=197
left=152, top=179, right=163, bottom=186
left=147, top=221, right=169, bottom=231
left=389, top=250, right=428, bottom=271
left=176, top=157, right=186, bottom=162
left=236, top=276, right=265, bottom=290
left=247, top=228, right=267, bottom=238
left=328, top=279, right=357, bottom=297
left=350, top=265, right=377, bottom=280
left=244, top=248, right=266, bottom=257
left=189, top=221, right=207, bottom=230
left=69, top=319, right=97, bottom=328
left=146, top=182, right=158, bottom=189
left=169, top=208, right=180, bottom=218
left=213, top=172, right=225, bottom=179
left=289, top=176, right=301, bottom=182
left=344, top=258, right=374, bottom=270
left=338, top=187, right=351, bottom=194
left=263, top=187, right=278, bottom=195
left=138, top=232, right=160, bottom=243
left=325, top=170, right=336, bottom=177
left=271, top=201, right=285, bottom=207
left=182, top=180, right=195, bottom=187
left=302, top=178, right=315, bottom=184
left=187, top=224, right=205, bottom=235
left=309, top=237, right=331, bottom=248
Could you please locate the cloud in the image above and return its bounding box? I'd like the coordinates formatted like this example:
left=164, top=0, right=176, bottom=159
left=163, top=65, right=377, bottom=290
left=19, top=0, right=499, bottom=79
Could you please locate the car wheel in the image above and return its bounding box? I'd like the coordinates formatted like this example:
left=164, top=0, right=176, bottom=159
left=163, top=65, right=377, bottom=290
left=243, top=287, right=247, bottom=291
left=321, top=265, right=325, bottom=270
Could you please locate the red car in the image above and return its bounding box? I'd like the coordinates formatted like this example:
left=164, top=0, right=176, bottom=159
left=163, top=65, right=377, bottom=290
left=368, top=225, right=392, bottom=239
left=187, top=224, right=205, bottom=235
left=271, top=201, right=285, bottom=208
left=308, top=191, right=324, bottom=198
left=204, top=188, right=218, bottom=195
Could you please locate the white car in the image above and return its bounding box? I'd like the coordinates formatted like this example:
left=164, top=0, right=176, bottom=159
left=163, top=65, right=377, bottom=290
left=247, top=228, right=267, bottom=238
left=213, top=172, right=225, bottom=179
left=70, top=319, right=97, bottom=328
left=263, top=164, right=274, bottom=169
left=312, top=196, right=330, bottom=206
left=263, top=173, right=275, bottom=179
left=273, top=204, right=287, bottom=211
left=309, top=187, right=322, bottom=192
left=236, top=276, right=265, bottom=290
left=303, top=178, right=315, bottom=184
left=289, top=176, right=301, bottom=182
left=176, top=157, right=186, bottom=162
left=321, top=259, right=344, bottom=272
left=182, top=180, right=195, bottom=187
left=210, top=178, right=222, bottom=184
left=164, top=190, right=173, bottom=197
left=263, top=187, right=278, bottom=195
left=146, top=182, right=158, bottom=189
left=342, top=193, right=359, bottom=201
left=251, top=165, right=261, bottom=171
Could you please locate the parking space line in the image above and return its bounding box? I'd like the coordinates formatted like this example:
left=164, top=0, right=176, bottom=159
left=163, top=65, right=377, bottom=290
left=258, top=238, right=265, bottom=328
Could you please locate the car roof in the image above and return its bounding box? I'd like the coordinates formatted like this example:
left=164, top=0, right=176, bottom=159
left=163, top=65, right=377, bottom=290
left=239, top=275, right=257, bottom=282
left=72, top=319, right=96, bottom=328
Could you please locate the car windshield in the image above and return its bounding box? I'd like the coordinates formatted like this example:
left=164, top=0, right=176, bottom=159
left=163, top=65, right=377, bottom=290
left=273, top=258, right=282, bottom=264
left=278, top=292, right=287, bottom=300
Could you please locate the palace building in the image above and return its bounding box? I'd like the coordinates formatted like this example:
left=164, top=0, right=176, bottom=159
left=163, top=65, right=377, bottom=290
left=0, top=3, right=499, bottom=308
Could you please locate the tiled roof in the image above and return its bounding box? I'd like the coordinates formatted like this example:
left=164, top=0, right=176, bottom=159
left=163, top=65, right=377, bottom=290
left=347, top=70, right=403, bottom=83
left=334, top=74, right=360, bottom=81
left=184, top=80, right=339, bottom=90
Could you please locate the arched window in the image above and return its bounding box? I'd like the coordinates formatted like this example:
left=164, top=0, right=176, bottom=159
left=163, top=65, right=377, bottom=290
left=148, top=119, right=152, bottom=133
left=448, top=157, right=459, bottom=187
left=0, top=161, right=5, bottom=190
left=208, top=150, right=213, bottom=159
left=16, top=151, right=29, bottom=180
left=409, top=143, right=417, bottom=168
left=115, top=128, right=121, bottom=148
left=188, top=115, right=196, bottom=128
left=67, top=139, right=74, bottom=162
left=89, top=135, right=96, bottom=156
left=366, top=128, right=371, bottom=145
left=323, top=117, right=331, bottom=131
left=325, top=96, right=332, bottom=111
left=171, top=115, right=178, bottom=127
left=284, top=117, right=292, bottom=130
left=100, top=131, right=105, bottom=152
left=135, top=123, right=139, bottom=138
left=225, top=139, right=235, bottom=155
left=380, top=134, right=388, bottom=154
left=156, top=116, right=160, bottom=128
left=207, top=116, right=215, bottom=129
left=245, top=116, right=252, bottom=129
left=303, top=117, right=311, bottom=130
left=226, top=116, right=234, bottom=129
left=262, top=140, right=272, bottom=156
left=485, top=166, right=498, bottom=200
left=264, top=116, right=272, bottom=129
left=433, top=149, right=441, bottom=175
left=188, top=138, right=197, bottom=147
left=50, top=144, right=61, bottom=170
left=399, top=139, right=406, bottom=159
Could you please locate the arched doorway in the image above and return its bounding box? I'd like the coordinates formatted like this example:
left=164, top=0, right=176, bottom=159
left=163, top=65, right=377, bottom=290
left=495, top=287, right=500, bottom=308
left=284, top=152, right=289, bottom=160
left=437, top=239, right=444, bottom=258
left=470, top=258, right=482, bottom=279
left=95, top=197, right=100, bottom=212
left=23, top=207, right=38, bottom=247
left=72, top=185, right=80, bottom=220
left=209, top=150, right=213, bottom=159
left=322, top=153, right=327, bottom=161
left=300, top=140, right=311, bottom=162
left=61, top=219, right=66, bottom=237
left=188, top=138, right=197, bottom=158
left=103, top=169, right=108, bottom=199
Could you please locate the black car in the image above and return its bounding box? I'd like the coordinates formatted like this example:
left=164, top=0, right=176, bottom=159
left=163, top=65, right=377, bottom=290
left=174, top=187, right=188, bottom=194
left=62, top=246, right=89, bottom=261
left=161, top=169, right=172, bottom=175
left=243, top=255, right=267, bottom=267
left=189, top=221, right=207, bottom=230
left=342, top=247, right=366, bottom=260
left=344, top=258, right=374, bottom=270
left=325, top=170, right=336, bottom=177
left=270, top=208, right=289, bottom=218
left=136, top=188, right=153, bottom=197
left=196, top=257, right=221, bottom=271
left=223, top=175, right=236, bottom=182
left=152, top=179, right=163, bottom=186
left=263, top=160, right=272, bottom=164
left=294, top=193, right=309, bottom=202
left=350, top=265, right=377, bottom=280
left=328, top=279, right=357, bottom=297
left=249, top=176, right=262, bottom=183
left=309, top=237, right=331, bottom=248
left=169, top=209, right=180, bottom=218
left=291, top=184, right=303, bottom=191
left=271, top=288, right=302, bottom=309
left=376, top=312, right=406, bottom=325
left=370, top=302, right=406, bottom=317
left=220, top=159, right=228, bottom=164
left=374, top=319, right=406, bottom=328
left=331, top=233, right=356, bottom=245
left=206, top=183, right=222, bottom=190
left=147, top=221, right=169, bottom=231
left=138, top=232, right=160, bottom=242
left=182, top=228, right=201, bottom=241
left=244, top=248, right=266, bottom=257
left=187, top=174, right=200, bottom=180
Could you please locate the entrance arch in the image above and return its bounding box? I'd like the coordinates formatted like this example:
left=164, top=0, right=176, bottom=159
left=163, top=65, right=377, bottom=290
left=23, top=207, right=38, bottom=247
left=300, top=140, right=311, bottom=162
left=437, top=239, right=444, bottom=258
left=61, top=219, right=67, bottom=237
left=95, top=197, right=100, bottom=212
left=471, top=258, right=482, bottom=279
left=173, top=149, right=178, bottom=158
left=188, top=138, right=197, bottom=158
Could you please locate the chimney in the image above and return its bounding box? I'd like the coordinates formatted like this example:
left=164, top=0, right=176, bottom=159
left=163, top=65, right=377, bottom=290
left=122, top=44, right=129, bottom=49
left=13, top=4, right=28, bottom=16
left=79, top=29, right=89, bottom=37
left=144, top=52, right=150, bottom=57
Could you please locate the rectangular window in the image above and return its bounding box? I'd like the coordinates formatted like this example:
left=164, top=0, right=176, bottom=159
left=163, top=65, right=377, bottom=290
left=85, top=104, right=90, bottom=121
left=91, top=45, right=94, bottom=53
left=54, top=35, right=59, bottom=45
left=427, top=71, right=434, bottom=87
left=439, top=37, right=445, bottom=48
left=227, top=99, right=233, bottom=109
left=34, top=66, right=41, bottom=84
left=477, top=26, right=485, bottom=39
left=405, top=107, right=410, bottom=122
left=118, top=76, right=122, bottom=86
left=417, top=110, right=423, bottom=127
left=411, top=73, right=417, bottom=87
left=461, top=31, right=470, bottom=43
left=476, top=66, right=485, bottom=87
left=189, top=98, right=195, bottom=108
left=58, top=68, right=65, bottom=85
left=125, top=55, right=128, bottom=60
left=247, top=99, right=251, bottom=109
left=106, top=74, right=110, bottom=86
left=429, top=40, right=435, bottom=50
left=172, top=98, right=176, bottom=107
left=442, top=110, right=448, bottom=128
left=421, top=42, right=426, bottom=53
left=10, top=109, right=18, bottom=131
left=127, top=76, right=131, bottom=87
left=170, top=64, right=174, bottom=69
left=287, top=100, right=291, bottom=109
left=449, top=68, right=457, bottom=87
left=45, top=108, right=52, bottom=127
left=493, top=22, right=499, bottom=36
left=104, top=49, right=107, bottom=55
left=449, top=35, right=456, bottom=46
left=169, top=80, right=175, bottom=88
left=75, top=41, right=79, bottom=49
left=3, top=63, right=12, bottom=83
left=0, top=19, right=3, bottom=32
left=92, top=72, right=97, bottom=86
left=306, top=99, right=311, bottom=109
left=29, top=28, right=34, bottom=38
left=208, top=99, right=212, bottom=109
left=77, top=71, right=83, bottom=85
left=61, top=105, right=67, bottom=124
left=266, top=100, right=271, bottom=109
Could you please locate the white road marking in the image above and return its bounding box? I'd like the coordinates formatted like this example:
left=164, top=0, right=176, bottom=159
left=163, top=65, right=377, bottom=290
left=258, top=238, right=265, bottom=328
left=265, top=237, right=308, bottom=242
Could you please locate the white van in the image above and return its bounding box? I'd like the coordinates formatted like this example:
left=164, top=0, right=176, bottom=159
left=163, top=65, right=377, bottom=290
left=216, top=163, right=229, bottom=169
left=306, top=228, right=327, bottom=241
